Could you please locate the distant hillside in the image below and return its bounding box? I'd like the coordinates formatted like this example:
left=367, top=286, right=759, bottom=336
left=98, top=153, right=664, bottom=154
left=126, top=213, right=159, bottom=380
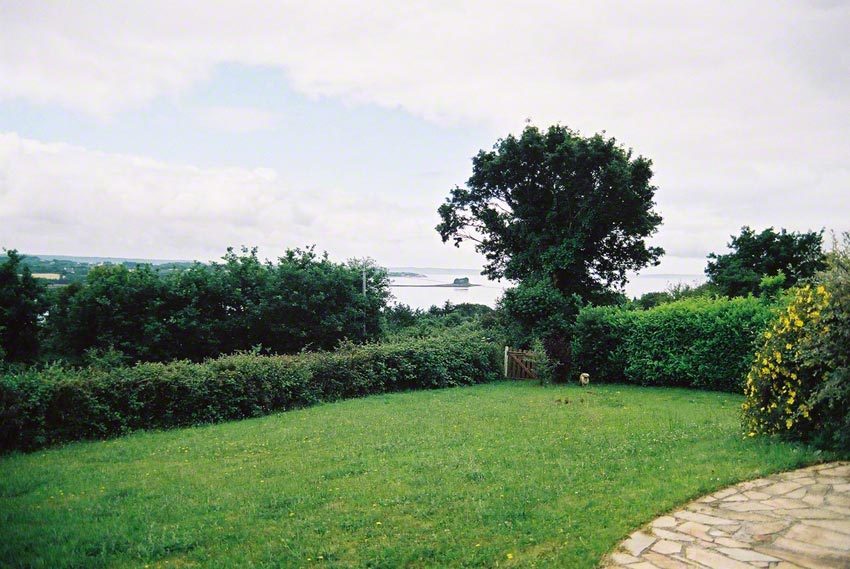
left=30, top=254, right=192, bottom=265
left=17, top=254, right=196, bottom=284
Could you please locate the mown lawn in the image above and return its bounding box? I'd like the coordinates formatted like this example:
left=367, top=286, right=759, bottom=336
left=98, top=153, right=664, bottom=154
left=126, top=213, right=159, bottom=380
left=0, top=381, right=824, bottom=568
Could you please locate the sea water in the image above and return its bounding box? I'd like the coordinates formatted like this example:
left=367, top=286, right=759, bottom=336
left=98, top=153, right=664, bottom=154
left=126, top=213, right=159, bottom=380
left=387, top=268, right=706, bottom=310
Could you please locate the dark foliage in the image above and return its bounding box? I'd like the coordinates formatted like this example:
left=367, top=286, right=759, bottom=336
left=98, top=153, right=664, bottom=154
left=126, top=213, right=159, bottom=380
left=0, top=332, right=499, bottom=453
left=383, top=302, right=497, bottom=339
left=706, top=226, right=826, bottom=298
left=437, top=124, right=663, bottom=301
left=0, top=251, right=46, bottom=363
left=42, top=247, right=390, bottom=364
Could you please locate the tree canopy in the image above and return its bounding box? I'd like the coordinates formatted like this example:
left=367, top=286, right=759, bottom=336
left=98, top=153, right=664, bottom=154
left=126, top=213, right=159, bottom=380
left=41, top=247, right=391, bottom=365
left=705, top=226, right=826, bottom=297
left=0, top=250, right=46, bottom=363
left=437, top=125, right=663, bottom=302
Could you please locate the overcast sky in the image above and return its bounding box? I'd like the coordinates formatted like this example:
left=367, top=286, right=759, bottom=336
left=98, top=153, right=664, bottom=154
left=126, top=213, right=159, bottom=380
left=1, top=1, right=848, bottom=288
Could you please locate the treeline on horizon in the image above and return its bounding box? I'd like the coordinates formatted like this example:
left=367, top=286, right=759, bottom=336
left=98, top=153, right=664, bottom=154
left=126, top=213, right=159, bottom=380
left=0, top=225, right=830, bottom=370
left=1, top=246, right=395, bottom=366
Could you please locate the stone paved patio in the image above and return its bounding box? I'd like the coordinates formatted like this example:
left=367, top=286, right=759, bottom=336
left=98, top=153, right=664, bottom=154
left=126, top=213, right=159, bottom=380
left=602, top=462, right=850, bottom=569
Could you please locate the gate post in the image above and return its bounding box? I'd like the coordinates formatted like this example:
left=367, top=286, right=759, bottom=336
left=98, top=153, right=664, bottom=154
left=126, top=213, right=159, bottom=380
left=504, top=346, right=509, bottom=378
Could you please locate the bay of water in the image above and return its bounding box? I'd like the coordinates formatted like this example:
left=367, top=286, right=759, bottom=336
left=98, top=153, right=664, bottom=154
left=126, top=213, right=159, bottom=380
left=388, top=268, right=706, bottom=310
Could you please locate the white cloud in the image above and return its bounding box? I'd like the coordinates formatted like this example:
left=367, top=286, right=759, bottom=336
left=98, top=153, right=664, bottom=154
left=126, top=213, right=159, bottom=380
left=0, top=1, right=848, bottom=272
left=0, top=133, right=452, bottom=265
left=194, top=106, right=281, bottom=133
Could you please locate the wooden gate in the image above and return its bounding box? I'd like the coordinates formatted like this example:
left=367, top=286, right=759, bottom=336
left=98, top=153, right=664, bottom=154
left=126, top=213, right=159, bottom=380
left=504, top=347, right=537, bottom=380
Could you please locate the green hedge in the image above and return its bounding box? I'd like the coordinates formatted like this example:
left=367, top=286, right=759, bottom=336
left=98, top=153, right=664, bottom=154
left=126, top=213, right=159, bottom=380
left=572, top=297, right=772, bottom=392
left=0, top=333, right=499, bottom=453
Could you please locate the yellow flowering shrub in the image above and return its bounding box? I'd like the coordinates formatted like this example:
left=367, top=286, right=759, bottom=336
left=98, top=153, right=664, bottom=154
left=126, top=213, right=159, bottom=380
left=742, top=284, right=830, bottom=438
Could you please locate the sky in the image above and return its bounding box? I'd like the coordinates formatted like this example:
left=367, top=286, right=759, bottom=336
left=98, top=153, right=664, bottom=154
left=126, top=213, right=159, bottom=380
left=1, top=1, right=848, bottom=293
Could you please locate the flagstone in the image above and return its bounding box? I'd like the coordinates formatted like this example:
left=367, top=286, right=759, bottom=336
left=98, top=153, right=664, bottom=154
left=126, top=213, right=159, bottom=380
left=710, top=509, right=774, bottom=523
left=815, top=476, right=847, bottom=486
left=738, top=479, right=772, bottom=491
left=825, top=493, right=850, bottom=507
left=684, top=546, right=753, bottom=569
left=602, top=462, right=850, bottom=568
left=642, top=552, right=690, bottom=569
left=739, top=520, right=791, bottom=537
left=721, top=500, right=774, bottom=512
left=742, top=490, right=771, bottom=500
left=803, top=493, right=826, bottom=506
left=650, top=540, right=682, bottom=555
left=804, top=519, right=850, bottom=535
left=762, top=497, right=809, bottom=509
left=611, top=552, right=642, bottom=564
left=779, top=506, right=846, bottom=519
left=827, top=465, right=850, bottom=477
left=629, top=562, right=661, bottom=569
left=651, top=516, right=677, bottom=528
left=674, top=510, right=737, bottom=526
left=622, top=531, right=656, bottom=556
left=794, top=476, right=817, bottom=486
left=676, top=521, right=713, bottom=541
left=785, top=523, right=850, bottom=550
left=762, top=481, right=802, bottom=495
left=708, top=526, right=739, bottom=538
left=712, top=487, right=739, bottom=499
left=760, top=539, right=849, bottom=569
left=652, top=528, right=695, bottom=542
left=715, top=546, right=780, bottom=562
left=714, top=537, right=750, bottom=548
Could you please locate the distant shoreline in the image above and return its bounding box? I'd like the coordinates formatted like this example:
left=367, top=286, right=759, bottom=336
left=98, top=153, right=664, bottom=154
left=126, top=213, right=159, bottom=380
left=391, top=283, right=481, bottom=288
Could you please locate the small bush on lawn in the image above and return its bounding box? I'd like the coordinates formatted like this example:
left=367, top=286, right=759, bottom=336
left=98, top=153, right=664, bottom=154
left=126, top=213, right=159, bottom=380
left=572, top=297, right=772, bottom=391
left=743, top=233, right=850, bottom=451
left=0, top=332, right=499, bottom=453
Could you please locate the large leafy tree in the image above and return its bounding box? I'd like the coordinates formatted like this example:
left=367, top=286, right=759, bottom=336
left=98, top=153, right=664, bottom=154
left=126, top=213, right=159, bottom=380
left=706, top=226, right=826, bottom=298
left=437, top=125, right=664, bottom=302
left=0, top=250, right=47, bottom=363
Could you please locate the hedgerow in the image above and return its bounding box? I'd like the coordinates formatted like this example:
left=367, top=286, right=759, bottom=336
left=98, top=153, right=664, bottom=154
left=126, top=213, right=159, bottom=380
left=0, top=333, right=499, bottom=453
left=572, top=297, right=773, bottom=391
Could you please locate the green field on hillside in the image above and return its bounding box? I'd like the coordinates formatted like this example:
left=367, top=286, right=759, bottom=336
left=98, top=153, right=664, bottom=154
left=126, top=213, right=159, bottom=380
left=0, top=382, right=823, bottom=568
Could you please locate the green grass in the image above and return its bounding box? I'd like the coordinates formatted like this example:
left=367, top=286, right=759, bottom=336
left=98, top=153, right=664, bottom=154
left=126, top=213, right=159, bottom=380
left=0, top=382, right=825, bottom=568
